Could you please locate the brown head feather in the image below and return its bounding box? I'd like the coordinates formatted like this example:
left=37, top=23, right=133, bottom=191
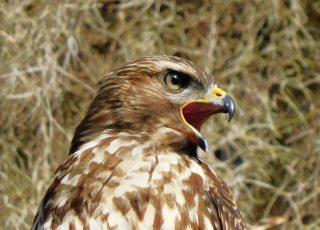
left=70, top=56, right=213, bottom=154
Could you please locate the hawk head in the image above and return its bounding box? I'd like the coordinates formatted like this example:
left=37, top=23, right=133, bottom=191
left=70, top=56, right=234, bottom=154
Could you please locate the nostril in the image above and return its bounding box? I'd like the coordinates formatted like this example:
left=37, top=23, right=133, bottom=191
left=215, top=92, right=222, bottom=97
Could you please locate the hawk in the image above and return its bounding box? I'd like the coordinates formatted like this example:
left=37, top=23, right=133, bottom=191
left=32, top=56, right=245, bottom=229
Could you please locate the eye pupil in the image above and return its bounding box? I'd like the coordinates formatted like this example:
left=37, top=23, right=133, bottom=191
left=171, top=75, right=179, bottom=85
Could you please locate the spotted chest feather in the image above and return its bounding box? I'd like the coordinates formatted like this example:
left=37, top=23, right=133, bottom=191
left=32, top=128, right=244, bottom=230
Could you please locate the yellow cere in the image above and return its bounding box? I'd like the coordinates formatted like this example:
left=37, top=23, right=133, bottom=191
left=212, top=87, right=227, bottom=99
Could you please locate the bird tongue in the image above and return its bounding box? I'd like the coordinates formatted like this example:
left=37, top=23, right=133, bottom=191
left=181, top=101, right=223, bottom=130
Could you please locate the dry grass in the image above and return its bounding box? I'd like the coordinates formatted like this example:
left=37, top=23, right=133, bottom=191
left=0, top=0, right=319, bottom=229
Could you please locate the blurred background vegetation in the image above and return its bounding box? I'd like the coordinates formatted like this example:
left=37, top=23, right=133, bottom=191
left=0, top=0, right=319, bottom=229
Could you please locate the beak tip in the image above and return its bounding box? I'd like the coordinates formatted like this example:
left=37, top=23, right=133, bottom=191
left=228, top=107, right=235, bottom=122
left=224, top=95, right=235, bottom=122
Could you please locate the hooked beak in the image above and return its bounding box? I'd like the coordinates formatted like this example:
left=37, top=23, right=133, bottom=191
left=180, top=86, right=235, bottom=152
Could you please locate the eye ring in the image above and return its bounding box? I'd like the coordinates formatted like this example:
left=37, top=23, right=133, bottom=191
left=163, top=71, right=189, bottom=91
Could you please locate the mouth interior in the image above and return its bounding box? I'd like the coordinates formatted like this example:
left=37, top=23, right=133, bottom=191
left=181, top=101, right=224, bottom=131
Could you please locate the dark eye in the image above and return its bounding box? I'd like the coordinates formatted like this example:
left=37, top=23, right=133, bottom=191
left=163, top=71, right=189, bottom=91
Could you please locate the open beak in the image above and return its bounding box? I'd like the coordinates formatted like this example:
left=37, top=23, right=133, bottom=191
left=180, top=86, right=235, bottom=152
